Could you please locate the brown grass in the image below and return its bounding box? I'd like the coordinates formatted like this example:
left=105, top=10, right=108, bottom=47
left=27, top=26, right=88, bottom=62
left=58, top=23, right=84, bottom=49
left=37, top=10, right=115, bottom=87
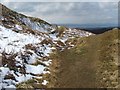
left=50, top=29, right=119, bottom=88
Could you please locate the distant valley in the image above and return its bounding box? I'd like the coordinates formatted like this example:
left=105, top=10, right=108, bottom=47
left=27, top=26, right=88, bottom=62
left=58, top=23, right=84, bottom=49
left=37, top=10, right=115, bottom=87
left=58, top=24, right=118, bottom=34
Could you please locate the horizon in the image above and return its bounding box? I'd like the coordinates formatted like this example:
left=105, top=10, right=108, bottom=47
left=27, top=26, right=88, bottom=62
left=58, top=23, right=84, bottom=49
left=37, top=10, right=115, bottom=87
left=56, top=23, right=118, bottom=28
left=1, top=2, right=118, bottom=26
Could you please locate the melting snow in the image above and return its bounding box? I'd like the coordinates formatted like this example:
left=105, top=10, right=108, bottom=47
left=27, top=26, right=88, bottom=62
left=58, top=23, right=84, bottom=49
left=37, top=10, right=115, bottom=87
left=42, top=60, right=52, bottom=66
left=0, top=24, right=54, bottom=88
left=20, top=17, right=50, bottom=33
left=15, top=25, right=22, bottom=30
left=0, top=25, right=40, bottom=54
left=42, top=80, right=48, bottom=85
left=26, top=64, right=46, bottom=74
left=0, top=13, right=93, bottom=89
left=4, top=85, right=16, bottom=89
left=0, top=67, right=10, bottom=77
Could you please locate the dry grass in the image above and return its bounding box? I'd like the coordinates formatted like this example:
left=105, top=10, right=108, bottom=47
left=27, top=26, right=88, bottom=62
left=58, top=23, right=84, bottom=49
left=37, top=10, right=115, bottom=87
left=50, top=29, right=119, bottom=88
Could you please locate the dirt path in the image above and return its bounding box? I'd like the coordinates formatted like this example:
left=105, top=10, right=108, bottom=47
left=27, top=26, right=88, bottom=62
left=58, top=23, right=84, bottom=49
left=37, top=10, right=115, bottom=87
left=50, top=30, right=119, bottom=88
left=52, top=36, right=101, bottom=88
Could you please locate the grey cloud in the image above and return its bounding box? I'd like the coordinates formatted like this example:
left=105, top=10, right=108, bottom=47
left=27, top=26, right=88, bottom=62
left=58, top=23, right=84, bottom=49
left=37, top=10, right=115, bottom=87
left=6, top=2, right=39, bottom=12
left=2, top=2, right=118, bottom=24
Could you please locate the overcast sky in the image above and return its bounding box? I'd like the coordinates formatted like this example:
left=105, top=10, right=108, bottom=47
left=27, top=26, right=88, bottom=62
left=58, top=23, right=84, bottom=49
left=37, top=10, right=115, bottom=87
left=1, top=0, right=118, bottom=25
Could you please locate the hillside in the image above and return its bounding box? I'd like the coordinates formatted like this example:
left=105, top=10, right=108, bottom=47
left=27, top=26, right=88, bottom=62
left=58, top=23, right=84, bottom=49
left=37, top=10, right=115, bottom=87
left=51, top=28, right=119, bottom=88
left=75, top=27, right=118, bottom=34
left=0, top=3, right=119, bottom=89
left=0, top=3, right=94, bottom=89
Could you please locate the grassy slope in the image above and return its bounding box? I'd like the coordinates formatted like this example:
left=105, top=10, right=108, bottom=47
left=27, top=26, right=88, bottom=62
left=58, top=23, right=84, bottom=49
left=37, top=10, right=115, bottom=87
left=51, top=29, right=119, bottom=88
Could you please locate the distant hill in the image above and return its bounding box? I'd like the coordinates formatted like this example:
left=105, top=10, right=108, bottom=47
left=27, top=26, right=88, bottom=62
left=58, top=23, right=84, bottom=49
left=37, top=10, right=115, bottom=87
left=58, top=24, right=118, bottom=34
left=75, top=27, right=119, bottom=34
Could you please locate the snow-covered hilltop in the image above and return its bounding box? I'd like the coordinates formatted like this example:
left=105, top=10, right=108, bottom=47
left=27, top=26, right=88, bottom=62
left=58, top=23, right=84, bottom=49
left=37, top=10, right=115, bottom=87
left=0, top=3, right=94, bottom=89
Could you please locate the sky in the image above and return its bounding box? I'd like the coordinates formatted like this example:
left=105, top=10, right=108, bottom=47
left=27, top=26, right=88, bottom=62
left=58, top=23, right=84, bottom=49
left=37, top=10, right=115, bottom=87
left=1, top=0, right=119, bottom=25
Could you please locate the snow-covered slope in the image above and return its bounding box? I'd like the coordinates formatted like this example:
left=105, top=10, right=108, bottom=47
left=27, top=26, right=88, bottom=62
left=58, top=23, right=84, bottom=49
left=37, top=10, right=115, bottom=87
left=0, top=3, right=94, bottom=89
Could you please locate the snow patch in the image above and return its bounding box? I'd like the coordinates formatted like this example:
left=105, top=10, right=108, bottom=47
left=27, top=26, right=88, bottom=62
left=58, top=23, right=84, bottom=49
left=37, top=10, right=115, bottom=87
left=26, top=64, right=46, bottom=75
left=0, top=25, right=40, bottom=54
left=42, top=80, right=48, bottom=85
